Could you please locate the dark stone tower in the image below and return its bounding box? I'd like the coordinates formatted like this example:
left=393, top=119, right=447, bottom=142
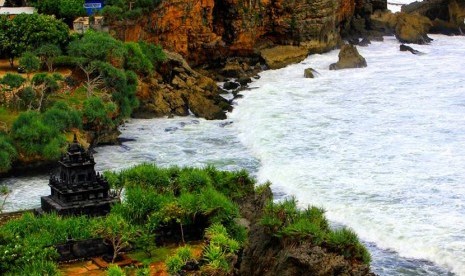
left=39, top=134, right=119, bottom=216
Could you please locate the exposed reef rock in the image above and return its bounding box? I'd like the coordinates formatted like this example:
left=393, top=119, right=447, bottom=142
left=402, top=0, right=465, bottom=35
left=133, top=51, right=230, bottom=120
left=330, top=44, right=367, bottom=70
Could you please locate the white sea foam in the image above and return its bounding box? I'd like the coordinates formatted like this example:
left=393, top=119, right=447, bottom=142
left=229, top=35, right=465, bottom=275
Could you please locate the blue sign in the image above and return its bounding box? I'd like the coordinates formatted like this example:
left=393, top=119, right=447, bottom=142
left=84, top=0, right=104, bottom=15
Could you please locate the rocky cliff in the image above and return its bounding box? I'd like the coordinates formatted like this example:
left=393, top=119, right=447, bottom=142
left=113, top=0, right=365, bottom=68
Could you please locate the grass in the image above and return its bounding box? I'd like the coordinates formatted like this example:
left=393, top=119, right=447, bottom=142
left=47, top=86, right=88, bottom=109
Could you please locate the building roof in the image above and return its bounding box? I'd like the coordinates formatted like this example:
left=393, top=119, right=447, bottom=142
left=73, top=16, right=104, bottom=24
left=0, top=7, right=35, bottom=15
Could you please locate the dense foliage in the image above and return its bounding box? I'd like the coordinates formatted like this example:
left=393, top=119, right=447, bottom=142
left=30, top=0, right=86, bottom=25
left=0, top=14, right=69, bottom=66
left=102, top=0, right=163, bottom=21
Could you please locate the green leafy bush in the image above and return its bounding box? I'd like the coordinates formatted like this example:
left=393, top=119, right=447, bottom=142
left=326, top=228, right=371, bottom=264
left=0, top=134, right=17, bottom=173
left=124, top=42, right=153, bottom=75
left=82, top=96, right=116, bottom=130
left=166, top=255, right=184, bottom=275
left=107, top=264, right=126, bottom=276
left=42, top=101, right=82, bottom=131
left=10, top=111, right=66, bottom=159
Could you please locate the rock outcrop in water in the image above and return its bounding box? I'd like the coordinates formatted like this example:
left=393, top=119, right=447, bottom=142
left=402, top=0, right=465, bottom=35
left=370, top=11, right=433, bottom=44
left=330, top=44, right=367, bottom=70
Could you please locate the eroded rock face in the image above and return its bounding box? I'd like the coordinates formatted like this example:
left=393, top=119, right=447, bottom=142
left=402, top=0, right=465, bottom=35
left=240, top=229, right=374, bottom=276
left=370, top=10, right=433, bottom=44
left=134, top=51, right=230, bottom=120
left=329, top=44, right=367, bottom=70
left=114, top=0, right=349, bottom=67
left=395, top=12, right=433, bottom=44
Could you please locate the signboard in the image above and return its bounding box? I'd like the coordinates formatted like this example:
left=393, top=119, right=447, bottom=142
left=84, top=3, right=102, bottom=9
left=83, top=0, right=104, bottom=15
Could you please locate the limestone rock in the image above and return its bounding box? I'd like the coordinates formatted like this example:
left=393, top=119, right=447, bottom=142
left=304, top=68, right=316, bottom=78
left=113, top=0, right=343, bottom=67
left=134, top=51, right=230, bottom=120
left=402, top=0, right=465, bottom=35
left=329, top=44, right=367, bottom=70
left=400, top=44, right=423, bottom=55
left=223, top=81, right=240, bottom=90
left=260, top=46, right=309, bottom=70
left=395, top=13, right=432, bottom=44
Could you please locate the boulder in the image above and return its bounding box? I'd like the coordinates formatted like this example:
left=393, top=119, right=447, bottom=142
left=329, top=44, right=367, bottom=70
left=359, top=37, right=372, bottom=46
left=260, top=46, right=309, bottom=70
left=400, top=44, right=423, bottom=55
left=304, top=68, right=316, bottom=78
left=221, top=60, right=247, bottom=78
left=238, top=77, right=252, bottom=86
left=395, top=13, right=433, bottom=44
left=223, top=81, right=240, bottom=90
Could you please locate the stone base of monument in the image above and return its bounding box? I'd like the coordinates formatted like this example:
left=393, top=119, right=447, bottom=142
left=38, top=196, right=119, bottom=217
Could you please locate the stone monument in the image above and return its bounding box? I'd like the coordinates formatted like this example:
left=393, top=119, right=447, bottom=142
left=38, top=134, right=119, bottom=216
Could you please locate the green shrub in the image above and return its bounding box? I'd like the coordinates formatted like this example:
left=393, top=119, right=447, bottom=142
left=177, top=246, right=193, bottom=261
left=0, top=134, right=17, bottom=173
left=138, top=41, right=166, bottom=66
left=42, top=101, right=82, bottom=131
left=178, top=168, right=212, bottom=193
left=198, top=187, right=239, bottom=224
left=107, top=264, right=126, bottom=276
left=7, top=260, right=60, bottom=276
left=11, top=111, right=66, bottom=159
left=120, top=163, right=171, bottom=191
left=82, top=97, right=116, bottom=130
left=124, top=42, right=153, bottom=75
left=326, top=228, right=371, bottom=264
left=166, top=255, right=184, bottom=275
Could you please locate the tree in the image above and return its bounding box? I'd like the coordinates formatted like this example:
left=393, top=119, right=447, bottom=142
left=82, top=97, right=116, bottom=131
left=124, top=42, right=153, bottom=75
left=35, top=44, right=62, bottom=72
left=10, top=111, right=66, bottom=159
left=0, top=14, right=69, bottom=67
left=31, top=73, right=62, bottom=111
left=32, top=0, right=86, bottom=25
left=95, top=214, right=136, bottom=263
left=1, top=73, right=25, bottom=107
left=0, top=16, right=15, bottom=67
left=68, top=31, right=126, bottom=66
left=19, top=52, right=40, bottom=80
